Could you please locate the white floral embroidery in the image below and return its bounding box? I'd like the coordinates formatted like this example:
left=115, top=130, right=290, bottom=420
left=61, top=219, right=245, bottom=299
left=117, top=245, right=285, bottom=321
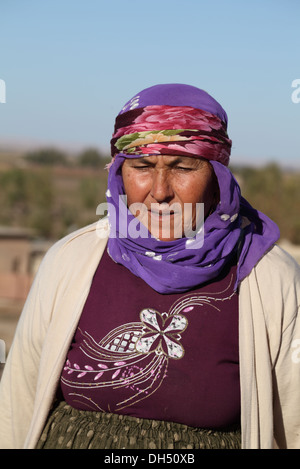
left=136, top=308, right=187, bottom=359
left=121, top=95, right=140, bottom=113
left=153, top=254, right=162, bottom=261
left=61, top=277, right=236, bottom=412
left=145, top=251, right=156, bottom=257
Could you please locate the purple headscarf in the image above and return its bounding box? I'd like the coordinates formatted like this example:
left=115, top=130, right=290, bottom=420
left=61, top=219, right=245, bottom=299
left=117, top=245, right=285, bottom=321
left=105, top=84, right=280, bottom=293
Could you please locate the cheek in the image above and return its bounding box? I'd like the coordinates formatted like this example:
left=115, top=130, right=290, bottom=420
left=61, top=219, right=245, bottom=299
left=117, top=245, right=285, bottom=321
left=122, top=167, right=149, bottom=206
left=181, top=173, right=216, bottom=205
left=180, top=172, right=217, bottom=220
left=200, top=177, right=217, bottom=205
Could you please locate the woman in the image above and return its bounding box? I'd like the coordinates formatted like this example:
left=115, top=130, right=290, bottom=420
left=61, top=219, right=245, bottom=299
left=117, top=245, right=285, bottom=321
left=0, top=84, right=300, bottom=449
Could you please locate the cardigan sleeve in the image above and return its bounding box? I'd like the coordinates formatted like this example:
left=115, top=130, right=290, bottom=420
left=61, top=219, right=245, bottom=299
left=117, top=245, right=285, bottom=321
left=0, top=221, right=108, bottom=449
left=0, top=266, right=48, bottom=448
left=239, top=245, right=300, bottom=449
left=0, top=226, right=87, bottom=449
left=272, top=265, right=300, bottom=448
left=259, top=246, right=300, bottom=448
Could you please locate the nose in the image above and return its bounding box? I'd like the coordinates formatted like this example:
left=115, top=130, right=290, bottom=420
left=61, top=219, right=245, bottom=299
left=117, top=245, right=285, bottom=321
left=150, top=170, right=174, bottom=203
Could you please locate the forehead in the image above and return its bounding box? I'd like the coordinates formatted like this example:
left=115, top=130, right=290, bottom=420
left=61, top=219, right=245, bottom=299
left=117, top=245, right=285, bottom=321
left=124, top=155, right=207, bottom=167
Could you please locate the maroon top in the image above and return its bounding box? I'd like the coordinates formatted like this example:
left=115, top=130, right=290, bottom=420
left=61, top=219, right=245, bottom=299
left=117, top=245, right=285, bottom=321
left=60, top=248, right=240, bottom=430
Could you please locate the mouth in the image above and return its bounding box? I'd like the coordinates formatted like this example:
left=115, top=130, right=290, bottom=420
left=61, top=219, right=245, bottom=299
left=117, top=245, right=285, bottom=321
left=149, top=210, right=176, bottom=220
left=149, top=204, right=178, bottom=216
left=150, top=209, right=176, bottom=215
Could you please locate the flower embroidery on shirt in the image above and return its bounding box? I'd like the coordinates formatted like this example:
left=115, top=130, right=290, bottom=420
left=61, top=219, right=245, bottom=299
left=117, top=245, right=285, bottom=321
left=135, top=308, right=188, bottom=359
left=61, top=275, right=236, bottom=413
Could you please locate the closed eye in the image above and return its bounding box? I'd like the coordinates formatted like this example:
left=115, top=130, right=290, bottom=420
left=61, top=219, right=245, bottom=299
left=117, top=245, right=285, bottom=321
left=175, top=166, right=194, bottom=171
left=133, top=164, right=152, bottom=170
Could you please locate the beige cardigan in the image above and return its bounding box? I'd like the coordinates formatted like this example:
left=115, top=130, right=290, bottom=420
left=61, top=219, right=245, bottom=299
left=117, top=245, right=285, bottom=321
left=0, top=219, right=300, bottom=449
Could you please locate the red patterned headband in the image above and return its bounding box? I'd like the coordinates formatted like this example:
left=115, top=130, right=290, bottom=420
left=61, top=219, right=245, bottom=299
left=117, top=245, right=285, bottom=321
left=110, top=105, right=232, bottom=166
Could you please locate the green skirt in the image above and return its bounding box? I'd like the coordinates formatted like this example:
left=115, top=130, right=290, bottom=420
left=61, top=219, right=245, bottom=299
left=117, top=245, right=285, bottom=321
left=36, top=401, right=241, bottom=450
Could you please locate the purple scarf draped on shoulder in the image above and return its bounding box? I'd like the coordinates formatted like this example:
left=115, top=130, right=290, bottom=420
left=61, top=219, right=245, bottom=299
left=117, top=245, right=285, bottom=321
left=105, top=84, right=280, bottom=294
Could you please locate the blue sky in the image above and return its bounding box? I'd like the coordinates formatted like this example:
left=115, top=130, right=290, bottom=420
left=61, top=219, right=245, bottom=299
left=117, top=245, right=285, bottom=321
left=0, top=0, right=299, bottom=167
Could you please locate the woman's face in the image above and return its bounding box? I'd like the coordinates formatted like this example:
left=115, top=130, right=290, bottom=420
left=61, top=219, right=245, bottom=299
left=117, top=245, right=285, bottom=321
left=122, top=155, right=218, bottom=241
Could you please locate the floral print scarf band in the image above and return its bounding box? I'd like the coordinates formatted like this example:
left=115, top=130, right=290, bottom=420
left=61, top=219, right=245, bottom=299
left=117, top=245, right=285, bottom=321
left=110, top=105, right=232, bottom=166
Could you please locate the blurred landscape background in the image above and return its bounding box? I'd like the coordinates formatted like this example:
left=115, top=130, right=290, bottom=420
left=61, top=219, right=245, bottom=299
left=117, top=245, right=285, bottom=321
left=1, top=146, right=300, bottom=245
